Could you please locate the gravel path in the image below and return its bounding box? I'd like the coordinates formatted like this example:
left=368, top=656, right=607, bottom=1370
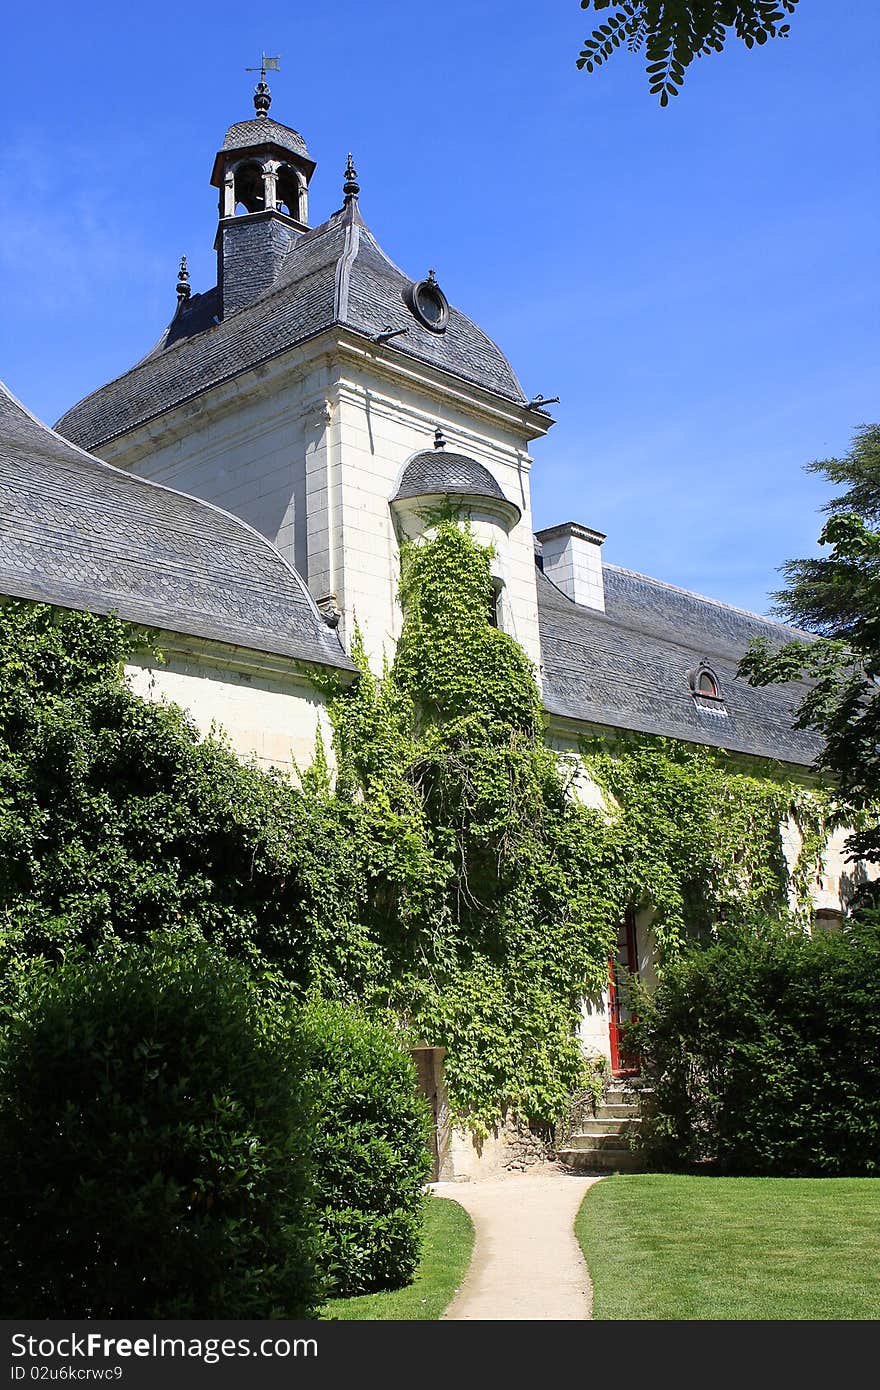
left=434, top=1170, right=602, bottom=1321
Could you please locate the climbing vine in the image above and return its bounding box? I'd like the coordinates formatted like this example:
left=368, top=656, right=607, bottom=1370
left=324, top=520, right=837, bottom=1132
left=326, top=522, right=620, bottom=1134
left=583, top=736, right=834, bottom=964
left=0, top=527, right=842, bottom=1139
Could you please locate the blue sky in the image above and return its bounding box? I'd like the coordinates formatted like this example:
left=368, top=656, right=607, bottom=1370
left=1, top=2, right=876, bottom=616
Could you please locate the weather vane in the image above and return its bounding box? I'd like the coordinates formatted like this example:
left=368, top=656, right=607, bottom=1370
left=245, top=53, right=281, bottom=84
left=245, top=53, right=281, bottom=116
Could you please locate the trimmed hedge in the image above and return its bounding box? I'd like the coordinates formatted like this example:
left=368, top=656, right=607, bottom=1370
left=633, top=921, right=880, bottom=1175
left=302, top=1000, right=432, bottom=1296
left=0, top=939, right=320, bottom=1317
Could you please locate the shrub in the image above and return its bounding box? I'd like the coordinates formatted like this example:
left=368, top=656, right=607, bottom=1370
left=0, top=600, right=359, bottom=988
left=301, top=1000, right=432, bottom=1295
left=0, top=938, right=320, bottom=1317
left=632, top=920, right=880, bottom=1175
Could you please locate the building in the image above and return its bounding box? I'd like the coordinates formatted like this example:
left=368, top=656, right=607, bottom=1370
left=0, top=81, right=858, bottom=1173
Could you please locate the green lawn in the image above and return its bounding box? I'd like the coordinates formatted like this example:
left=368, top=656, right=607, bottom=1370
left=321, top=1195, right=474, bottom=1320
left=576, top=1174, right=880, bottom=1320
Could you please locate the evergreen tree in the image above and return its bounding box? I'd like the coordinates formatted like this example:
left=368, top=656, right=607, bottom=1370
left=740, top=425, right=880, bottom=862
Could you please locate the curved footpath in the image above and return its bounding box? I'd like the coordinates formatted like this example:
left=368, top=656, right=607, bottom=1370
left=433, top=1171, right=602, bottom=1320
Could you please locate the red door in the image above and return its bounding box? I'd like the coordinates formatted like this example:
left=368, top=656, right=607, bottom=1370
left=608, top=909, right=639, bottom=1076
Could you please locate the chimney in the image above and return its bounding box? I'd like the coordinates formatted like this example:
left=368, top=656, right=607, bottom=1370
left=535, top=521, right=606, bottom=612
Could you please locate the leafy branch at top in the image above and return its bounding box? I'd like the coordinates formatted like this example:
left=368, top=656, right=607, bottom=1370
left=577, top=1, right=800, bottom=104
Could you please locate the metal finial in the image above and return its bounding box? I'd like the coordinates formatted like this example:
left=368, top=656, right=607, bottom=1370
left=253, top=80, right=272, bottom=116
left=343, top=152, right=360, bottom=203
left=427, top=267, right=437, bottom=283
left=433, top=425, right=446, bottom=450
left=176, top=255, right=191, bottom=306
left=245, top=53, right=280, bottom=117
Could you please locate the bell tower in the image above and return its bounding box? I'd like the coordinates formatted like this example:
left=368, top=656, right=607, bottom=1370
left=210, top=66, right=316, bottom=317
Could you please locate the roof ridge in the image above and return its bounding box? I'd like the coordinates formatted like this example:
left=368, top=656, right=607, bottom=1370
left=602, top=561, right=809, bottom=637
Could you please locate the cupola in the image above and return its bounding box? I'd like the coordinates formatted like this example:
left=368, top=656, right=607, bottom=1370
left=210, top=70, right=316, bottom=316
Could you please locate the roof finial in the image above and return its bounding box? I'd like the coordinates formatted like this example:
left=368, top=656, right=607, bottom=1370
left=428, top=267, right=437, bottom=283
left=433, top=424, right=446, bottom=450
left=343, top=152, right=360, bottom=204
left=245, top=52, right=280, bottom=118
left=176, top=255, right=191, bottom=307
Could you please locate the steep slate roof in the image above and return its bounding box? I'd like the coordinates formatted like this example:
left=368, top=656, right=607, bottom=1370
left=0, top=381, right=355, bottom=673
left=57, top=200, right=526, bottom=452
left=537, top=564, right=822, bottom=767
left=392, top=448, right=520, bottom=519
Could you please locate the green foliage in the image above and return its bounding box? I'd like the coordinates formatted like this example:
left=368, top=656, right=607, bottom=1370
left=325, top=522, right=835, bottom=1132
left=301, top=1000, right=432, bottom=1296
left=327, top=521, right=618, bottom=1133
left=578, top=2, right=799, bottom=104
left=0, top=599, right=363, bottom=994
left=323, top=1195, right=475, bottom=1321
left=584, top=736, right=830, bottom=958
left=740, top=425, right=880, bottom=864
left=0, top=937, right=320, bottom=1317
left=0, top=537, right=844, bottom=1155
left=631, top=920, right=880, bottom=1174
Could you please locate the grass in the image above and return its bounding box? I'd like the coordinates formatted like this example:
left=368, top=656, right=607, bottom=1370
left=576, top=1174, right=880, bottom=1320
left=321, top=1195, right=474, bottom=1320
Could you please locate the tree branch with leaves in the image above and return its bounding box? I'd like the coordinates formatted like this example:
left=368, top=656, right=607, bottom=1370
left=578, top=1, right=800, bottom=104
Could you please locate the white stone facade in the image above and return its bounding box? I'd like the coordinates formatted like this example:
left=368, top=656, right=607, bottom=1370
left=97, top=332, right=549, bottom=678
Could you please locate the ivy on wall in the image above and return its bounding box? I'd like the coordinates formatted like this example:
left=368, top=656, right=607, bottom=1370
left=323, top=520, right=836, bottom=1131
left=584, top=737, right=833, bottom=963
left=0, top=524, right=839, bottom=1136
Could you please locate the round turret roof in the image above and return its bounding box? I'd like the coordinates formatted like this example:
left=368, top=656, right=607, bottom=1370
left=392, top=447, right=521, bottom=523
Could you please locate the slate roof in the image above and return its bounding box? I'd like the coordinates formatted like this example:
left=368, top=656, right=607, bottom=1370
left=57, top=200, right=526, bottom=452
left=537, top=564, right=822, bottom=767
left=220, top=117, right=311, bottom=161
left=0, top=381, right=356, bottom=674
left=392, top=448, right=520, bottom=519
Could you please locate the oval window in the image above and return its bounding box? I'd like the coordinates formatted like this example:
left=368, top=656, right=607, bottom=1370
left=408, top=274, right=449, bottom=333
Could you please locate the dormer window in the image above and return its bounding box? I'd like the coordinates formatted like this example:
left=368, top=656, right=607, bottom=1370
left=689, top=663, right=724, bottom=706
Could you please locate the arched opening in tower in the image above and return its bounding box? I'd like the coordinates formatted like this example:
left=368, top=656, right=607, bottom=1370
left=275, top=165, right=301, bottom=220
left=233, top=161, right=265, bottom=214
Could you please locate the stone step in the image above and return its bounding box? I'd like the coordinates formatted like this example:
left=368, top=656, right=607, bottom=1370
left=574, top=1117, right=640, bottom=1138
left=559, top=1146, right=645, bottom=1173
left=596, top=1102, right=640, bottom=1119
left=565, top=1132, right=643, bottom=1152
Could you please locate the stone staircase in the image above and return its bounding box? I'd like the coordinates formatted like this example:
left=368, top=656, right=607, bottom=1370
left=558, top=1079, right=648, bottom=1173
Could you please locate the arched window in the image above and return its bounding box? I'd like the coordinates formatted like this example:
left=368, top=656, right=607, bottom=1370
left=275, top=165, right=301, bottom=219
left=690, top=663, right=724, bottom=704
left=233, top=161, right=265, bottom=214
